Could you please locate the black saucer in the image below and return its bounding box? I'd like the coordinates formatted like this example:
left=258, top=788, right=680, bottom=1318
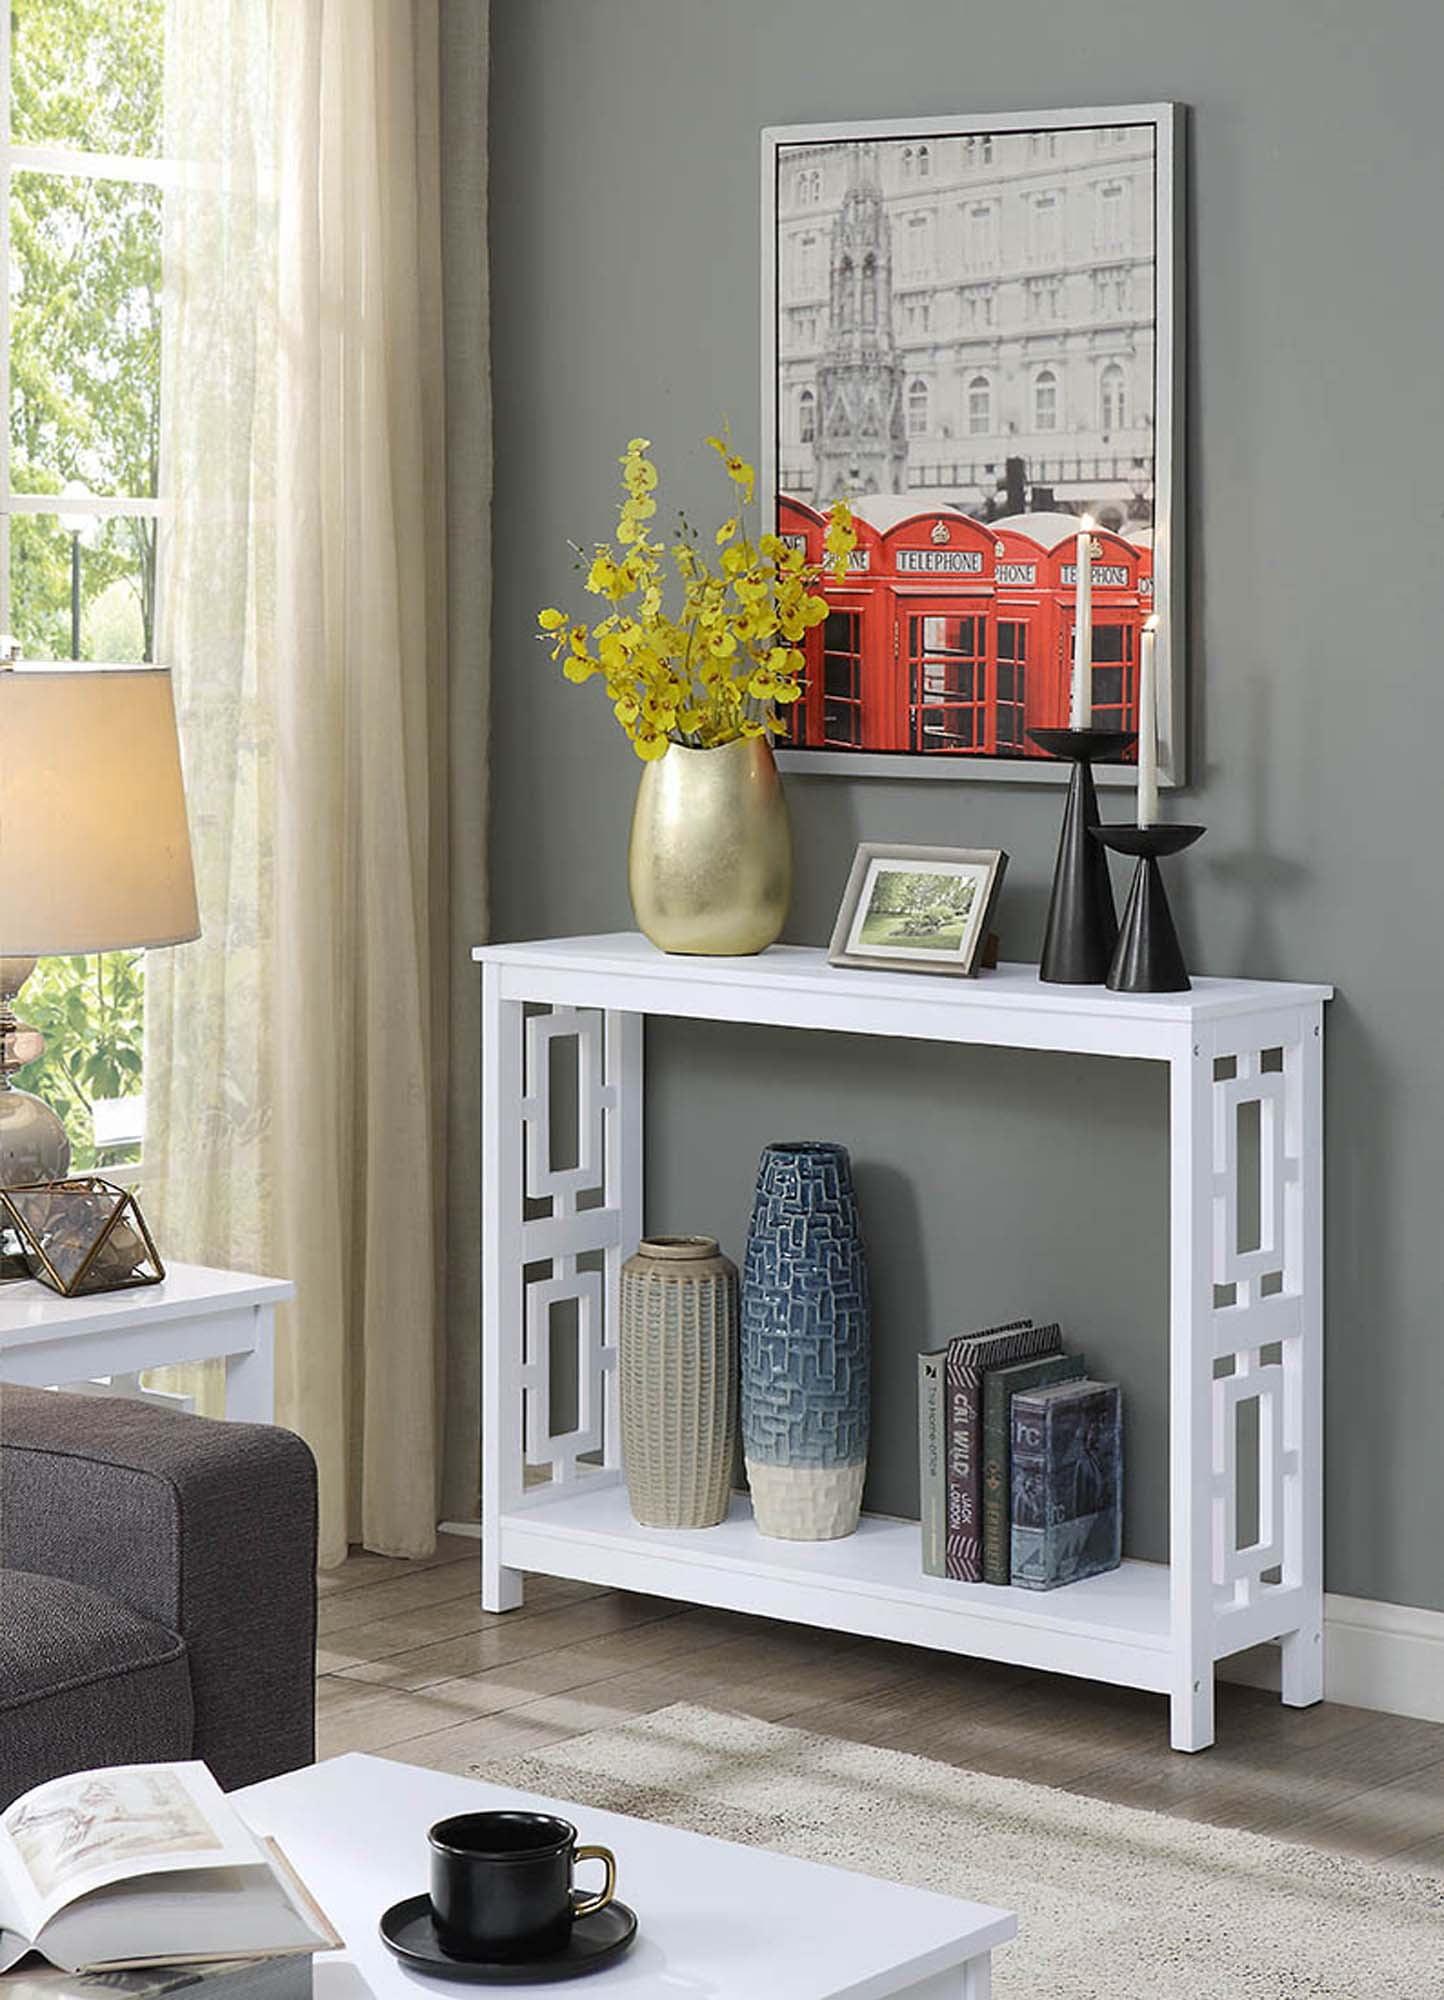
left=379, top=1892, right=639, bottom=1983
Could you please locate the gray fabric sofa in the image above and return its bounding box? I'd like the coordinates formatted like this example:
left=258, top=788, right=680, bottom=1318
left=0, top=1384, right=317, bottom=1810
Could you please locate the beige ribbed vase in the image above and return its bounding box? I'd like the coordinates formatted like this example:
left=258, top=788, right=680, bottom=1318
left=619, top=1236, right=739, bottom=1529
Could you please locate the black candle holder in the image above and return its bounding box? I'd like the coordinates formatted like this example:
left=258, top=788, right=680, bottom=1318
left=1090, top=824, right=1206, bottom=992
left=1028, top=727, right=1136, bottom=985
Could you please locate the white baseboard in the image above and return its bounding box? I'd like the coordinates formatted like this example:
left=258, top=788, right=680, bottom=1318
left=439, top=1516, right=1444, bottom=1730
left=1220, top=1593, right=1444, bottom=1726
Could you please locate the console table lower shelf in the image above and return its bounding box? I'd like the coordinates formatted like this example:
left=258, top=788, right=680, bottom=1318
left=499, top=1479, right=1296, bottom=1700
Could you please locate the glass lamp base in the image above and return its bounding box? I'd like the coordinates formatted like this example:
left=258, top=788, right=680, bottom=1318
left=0, top=1084, right=72, bottom=1184
left=0, top=1088, right=71, bottom=1282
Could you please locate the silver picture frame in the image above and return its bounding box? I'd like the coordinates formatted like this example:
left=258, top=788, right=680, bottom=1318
left=762, top=103, right=1184, bottom=787
left=828, top=842, right=1009, bottom=978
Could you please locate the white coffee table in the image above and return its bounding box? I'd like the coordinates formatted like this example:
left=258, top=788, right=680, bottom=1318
left=234, top=1753, right=1015, bottom=1998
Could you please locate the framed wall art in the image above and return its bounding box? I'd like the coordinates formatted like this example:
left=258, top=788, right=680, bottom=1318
left=828, top=843, right=1008, bottom=977
left=761, top=104, right=1183, bottom=785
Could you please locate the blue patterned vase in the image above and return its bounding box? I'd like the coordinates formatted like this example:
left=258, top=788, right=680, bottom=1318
left=741, top=1141, right=870, bottom=1540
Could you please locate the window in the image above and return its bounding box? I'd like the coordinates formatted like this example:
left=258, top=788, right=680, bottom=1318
left=4, top=0, right=167, bottom=1170
left=798, top=387, right=815, bottom=444
left=796, top=165, right=821, bottom=206
left=1100, top=362, right=1127, bottom=432
left=967, top=374, right=992, bottom=436
left=916, top=144, right=930, bottom=178
left=903, top=211, right=934, bottom=279
left=1094, top=265, right=1129, bottom=315
left=1097, top=179, right=1128, bottom=251
left=1086, top=621, right=1137, bottom=732
left=907, top=378, right=929, bottom=436
left=963, top=200, right=998, bottom=271
left=959, top=284, right=994, bottom=330
left=908, top=613, right=988, bottom=753
left=1030, top=189, right=1062, bottom=264
left=1034, top=369, right=1058, bottom=432
left=902, top=296, right=931, bottom=336
left=980, top=136, right=993, bottom=165
left=820, top=610, right=863, bottom=747
left=1029, top=132, right=1059, bottom=161
left=995, top=620, right=1028, bottom=750
left=796, top=230, right=823, bottom=294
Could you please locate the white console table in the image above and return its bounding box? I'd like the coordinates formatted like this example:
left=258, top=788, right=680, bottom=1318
left=474, top=932, right=1331, bottom=1752
left=0, top=1261, right=292, bottom=1421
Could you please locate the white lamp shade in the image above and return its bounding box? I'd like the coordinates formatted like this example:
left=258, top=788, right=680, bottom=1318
left=0, top=665, right=200, bottom=956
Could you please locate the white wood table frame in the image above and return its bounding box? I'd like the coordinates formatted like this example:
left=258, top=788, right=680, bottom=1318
left=0, top=1262, right=293, bottom=1422
left=236, top=1751, right=1016, bottom=1997
left=473, top=933, right=1332, bottom=1753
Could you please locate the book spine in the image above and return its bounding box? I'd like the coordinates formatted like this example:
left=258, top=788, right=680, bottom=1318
left=944, top=1350, right=983, bottom=1581
left=1008, top=1394, right=1051, bottom=1590
left=982, top=1377, right=1014, bottom=1587
left=917, top=1353, right=946, bottom=1577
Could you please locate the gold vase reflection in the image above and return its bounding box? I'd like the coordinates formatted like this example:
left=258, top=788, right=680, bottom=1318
left=628, top=737, right=792, bottom=956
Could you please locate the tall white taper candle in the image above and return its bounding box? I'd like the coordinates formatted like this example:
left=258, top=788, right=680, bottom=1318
left=1137, top=614, right=1159, bottom=828
left=1070, top=516, right=1095, bottom=728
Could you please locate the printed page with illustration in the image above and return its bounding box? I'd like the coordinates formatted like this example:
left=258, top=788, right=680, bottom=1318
left=0, top=1764, right=334, bottom=1974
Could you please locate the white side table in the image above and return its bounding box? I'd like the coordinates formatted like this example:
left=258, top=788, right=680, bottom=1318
left=0, top=1261, right=293, bottom=1422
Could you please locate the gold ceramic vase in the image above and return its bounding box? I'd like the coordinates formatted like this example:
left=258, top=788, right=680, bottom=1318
left=628, top=737, right=791, bottom=956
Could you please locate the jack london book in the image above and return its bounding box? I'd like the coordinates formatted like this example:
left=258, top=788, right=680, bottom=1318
left=917, top=1349, right=947, bottom=1576
left=981, top=1349, right=1086, bottom=1585
left=945, top=1319, right=1060, bottom=1582
left=1010, top=1379, right=1123, bottom=1591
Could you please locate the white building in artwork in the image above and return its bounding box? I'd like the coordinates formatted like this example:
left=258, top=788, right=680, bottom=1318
left=776, top=126, right=1156, bottom=530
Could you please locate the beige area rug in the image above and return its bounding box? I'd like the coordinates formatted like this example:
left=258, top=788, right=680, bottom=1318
left=484, top=1703, right=1443, bottom=1999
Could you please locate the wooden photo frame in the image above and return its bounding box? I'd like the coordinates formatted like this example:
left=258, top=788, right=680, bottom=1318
left=828, top=843, right=1008, bottom=977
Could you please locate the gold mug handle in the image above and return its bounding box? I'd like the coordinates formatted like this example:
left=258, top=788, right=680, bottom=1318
left=573, top=1843, right=617, bottom=1918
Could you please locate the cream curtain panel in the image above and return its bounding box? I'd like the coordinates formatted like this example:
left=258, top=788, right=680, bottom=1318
left=145, top=0, right=453, bottom=1565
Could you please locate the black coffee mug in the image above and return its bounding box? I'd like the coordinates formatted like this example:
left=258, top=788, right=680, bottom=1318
left=428, top=1810, right=617, bottom=1961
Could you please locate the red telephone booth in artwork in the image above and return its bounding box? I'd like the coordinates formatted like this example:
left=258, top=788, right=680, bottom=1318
left=775, top=497, right=1154, bottom=761
left=777, top=495, right=881, bottom=752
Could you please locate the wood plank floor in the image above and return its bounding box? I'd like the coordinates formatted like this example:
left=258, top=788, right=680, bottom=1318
left=316, top=1535, right=1444, bottom=1872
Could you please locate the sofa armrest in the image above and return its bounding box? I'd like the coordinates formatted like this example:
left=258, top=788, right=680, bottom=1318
left=0, top=1384, right=316, bottom=1790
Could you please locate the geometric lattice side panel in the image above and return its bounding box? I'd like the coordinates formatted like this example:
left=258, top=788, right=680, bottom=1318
left=1211, top=1052, right=1293, bottom=1306
left=524, top=1007, right=605, bottom=1205
left=1211, top=1352, right=1295, bottom=1604
left=522, top=1264, right=611, bottom=1483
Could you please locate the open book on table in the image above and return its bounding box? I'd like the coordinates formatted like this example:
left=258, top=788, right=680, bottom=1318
left=0, top=1763, right=339, bottom=1974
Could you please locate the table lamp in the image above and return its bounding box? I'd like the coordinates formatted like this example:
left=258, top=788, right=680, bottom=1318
left=0, top=663, right=200, bottom=1185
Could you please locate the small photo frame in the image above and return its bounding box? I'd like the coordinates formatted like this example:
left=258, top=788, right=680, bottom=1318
left=828, top=843, right=1007, bottom=977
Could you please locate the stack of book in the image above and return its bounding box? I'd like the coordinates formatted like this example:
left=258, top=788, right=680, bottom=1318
left=917, top=1319, right=1122, bottom=1591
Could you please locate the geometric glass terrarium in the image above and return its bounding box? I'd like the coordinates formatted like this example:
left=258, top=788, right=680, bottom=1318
left=0, top=1177, right=164, bottom=1297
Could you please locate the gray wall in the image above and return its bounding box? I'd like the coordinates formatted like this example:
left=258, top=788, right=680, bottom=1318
left=484, top=0, right=1444, bottom=1609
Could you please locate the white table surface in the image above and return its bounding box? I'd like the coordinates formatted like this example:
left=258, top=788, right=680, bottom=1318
left=234, top=1753, right=1016, bottom=1999
left=0, top=1260, right=291, bottom=1346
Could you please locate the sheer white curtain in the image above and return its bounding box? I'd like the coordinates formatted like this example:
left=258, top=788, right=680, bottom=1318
left=145, top=0, right=452, bottom=1565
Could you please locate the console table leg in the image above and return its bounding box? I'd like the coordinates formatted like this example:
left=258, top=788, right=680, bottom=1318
left=1281, top=1014, right=1325, bottom=1708
left=1169, top=1034, right=1216, bottom=1753
left=482, top=967, right=526, bottom=1614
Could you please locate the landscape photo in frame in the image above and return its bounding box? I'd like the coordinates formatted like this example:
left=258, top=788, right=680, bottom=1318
left=761, top=105, right=1182, bottom=784
left=829, top=844, right=1007, bottom=977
